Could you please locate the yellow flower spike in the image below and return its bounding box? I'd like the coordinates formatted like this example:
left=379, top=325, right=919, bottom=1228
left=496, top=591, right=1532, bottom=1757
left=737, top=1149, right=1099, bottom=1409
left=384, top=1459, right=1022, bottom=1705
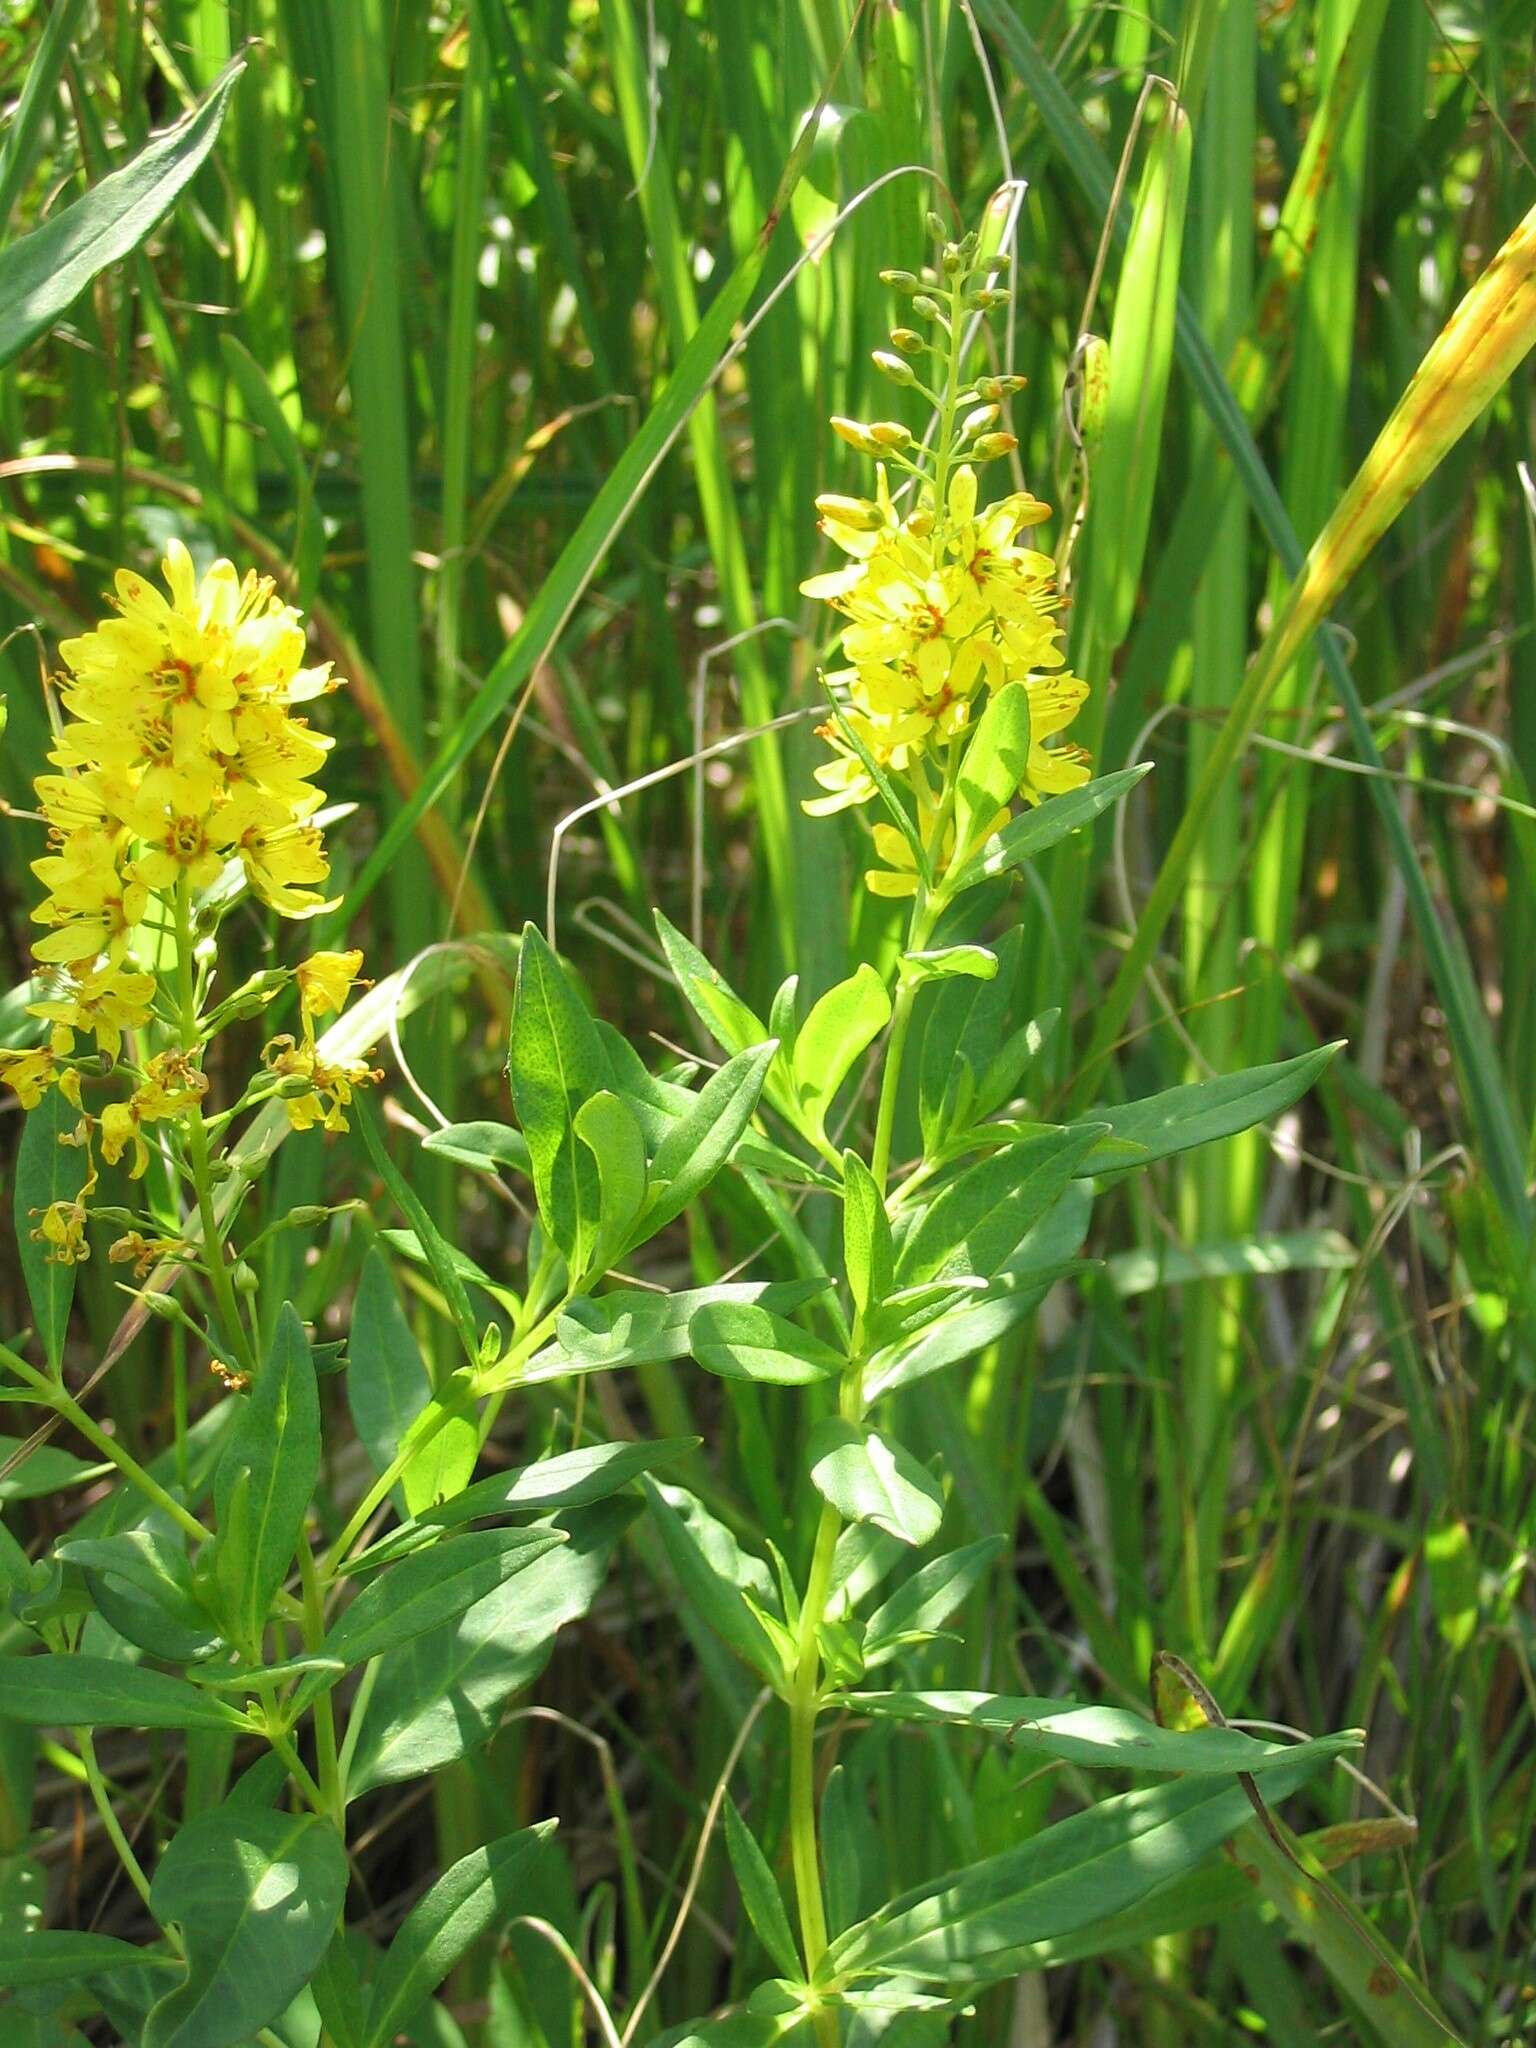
left=801, top=225, right=1092, bottom=832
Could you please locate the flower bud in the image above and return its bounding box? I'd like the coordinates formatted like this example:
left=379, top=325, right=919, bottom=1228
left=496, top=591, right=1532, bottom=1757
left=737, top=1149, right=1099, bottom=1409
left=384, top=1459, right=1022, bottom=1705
left=971, top=431, right=1018, bottom=462
left=815, top=493, right=881, bottom=531
left=942, top=244, right=964, bottom=276
left=967, top=286, right=1012, bottom=310
left=925, top=209, right=947, bottom=242
left=889, top=327, right=925, bottom=355
left=906, top=507, right=935, bottom=538
left=286, top=1205, right=333, bottom=1227
left=961, top=403, right=1001, bottom=437
left=233, top=1261, right=259, bottom=1295
left=911, top=294, right=944, bottom=321
left=871, top=349, right=916, bottom=387
left=878, top=267, right=918, bottom=291
left=830, top=416, right=879, bottom=455
left=866, top=421, right=914, bottom=450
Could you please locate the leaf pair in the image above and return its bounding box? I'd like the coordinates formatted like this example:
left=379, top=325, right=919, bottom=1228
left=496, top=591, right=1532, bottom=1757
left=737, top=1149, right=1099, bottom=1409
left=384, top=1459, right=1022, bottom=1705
left=510, top=925, right=776, bottom=1286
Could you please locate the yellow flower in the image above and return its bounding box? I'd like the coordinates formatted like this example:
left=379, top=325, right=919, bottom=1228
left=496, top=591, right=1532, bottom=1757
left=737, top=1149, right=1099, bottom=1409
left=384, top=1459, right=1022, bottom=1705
left=0, top=1045, right=65, bottom=1109
left=1016, top=675, right=1092, bottom=805
left=32, top=1197, right=91, bottom=1265
left=262, top=1035, right=380, bottom=1134
left=99, top=1051, right=207, bottom=1179
left=27, top=962, right=157, bottom=1060
left=109, top=1230, right=188, bottom=1280
left=295, top=949, right=366, bottom=1029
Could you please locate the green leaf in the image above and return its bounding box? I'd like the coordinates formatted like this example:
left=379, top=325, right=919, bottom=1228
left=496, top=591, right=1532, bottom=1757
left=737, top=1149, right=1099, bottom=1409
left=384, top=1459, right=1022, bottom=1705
left=0, top=1930, right=176, bottom=1987
left=212, top=1306, right=320, bottom=1653
left=842, top=1152, right=894, bottom=1325
left=362, top=1824, right=555, bottom=2046
left=508, top=925, right=613, bottom=1271
left=792, top=967, right=891, bottom=1141
left=807, top=1424, right=943, bottom=1547
left=895, top=1126, right=1104, bottom=1285
left=575, top=1090, right=649, bottom=1274
left=862, top=1540, right=1007, bottom=1669
left=654, top=910, right=771, bottom=1060
left=420, top=1120, right=533, bottom=1177
left=821, top=1761, right=1330, bottom=1990
left=642, top=1480, right=784, bottom=1684
left=1083, top=1044, right=1343, bottom=1176
left=347, top=1500, right=631, bottom=1793
left=145, top=1805, right=347, bottom=2048
left=917, top=930, right=1029, bottom=1151
left=0, top=1653, right=246, bottom=1731
left=0, top=55, right=246, bottom=369
left=899, top=945, right=998, bottom=987
left=0, top=1435, right=108, bottom=1501
left=644, top=1043, right=778, bottom=1236
left=15, top=1086, right=89, bottom=1375
left=524, top=1282, right=830, bottom=1383
left=354, top=1437, right=698, bottom=1569
left=55, top=1528, right=219, bottom=1665
left=947, top=766, right=1153, bottom=894
left=295, top=1528, right=565, bottom=1710
left=952, top=684, right=1032, bottom=856
left=723, top=1798, right=802, bottom=1980
left=1106, top=1227, right=1356, bottom=1297
left=689, top=1301, right=844, bottom=1386
left=844, top=1693, right=1362, bottom=1776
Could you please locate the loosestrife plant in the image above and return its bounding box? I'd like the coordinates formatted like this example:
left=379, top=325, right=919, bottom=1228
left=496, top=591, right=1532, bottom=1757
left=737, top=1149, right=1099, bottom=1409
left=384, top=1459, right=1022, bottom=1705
left=0, top=216, right=1352, bottom=2047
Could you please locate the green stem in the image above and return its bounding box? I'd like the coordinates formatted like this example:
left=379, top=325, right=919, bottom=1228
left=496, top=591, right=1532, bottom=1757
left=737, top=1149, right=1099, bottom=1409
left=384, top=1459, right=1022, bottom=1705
left=79, top=1729, right=162, bottom=1921
left=173, top=877, right=257, bottom=1381
left=0, top=1341, right=211, bottom=1547
left=869, top=895, right=940, bottom=1193
left=788, top=1500, right=841, bottom=2043
left=298, top=1541, right=344, bottom=1826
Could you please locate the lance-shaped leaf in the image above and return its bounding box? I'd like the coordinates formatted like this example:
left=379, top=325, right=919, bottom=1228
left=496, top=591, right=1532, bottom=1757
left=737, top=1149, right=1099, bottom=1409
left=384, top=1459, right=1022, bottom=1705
left=519, top=1280, right=831, bottom=1384
left=952, top=683, right=1032, bottom=858
left=509, top=924, right=612, bottom=1271
left=145, top=1806, right=347, bottom=2048
left=1080, top=1044, right=1342, bottom=1177
left=0, top=1929, right=177, bottom=1987
left=575, top=1089, right=649, bottom=1274
left=642, top=1480, right=784, bottom=1684
left=791, top=967, right=891, bottom=1143
left=641, top=1042, right=778, bottom=1238
left=821, top=1758, right=1332, bottom=1990
left=947, top=765, right=1153, bottom=895
left=844, top=1693, right=1361, bottom=1776
left=15, top=1086, right=89, bottom=1375
left=348, top=1501, right=631, bottom=1793
left=895, top=1125, right=1103, bottom=1285
left=722, top=1798, right=802, bottom=1980
left=347, top=1246, right=474, bottom=1516
left=0, top=1653, right=246, bottom=1732
left=362, top=1823, right=555, bottom=2046
left=292, top=1527, right=565, bottom=1710
left=212, top=1306, right=319, bottom=1653
left=842, top=1152, right=893, bottom=1324
left=862, top=1540, right=1007, bottom=1669
left=0, top=55, right=246, bottom=368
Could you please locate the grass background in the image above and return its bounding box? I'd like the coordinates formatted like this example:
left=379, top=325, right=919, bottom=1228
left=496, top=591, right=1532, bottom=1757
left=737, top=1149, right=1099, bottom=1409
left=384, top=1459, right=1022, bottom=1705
left=1, top=1, right=1534, bottom=2041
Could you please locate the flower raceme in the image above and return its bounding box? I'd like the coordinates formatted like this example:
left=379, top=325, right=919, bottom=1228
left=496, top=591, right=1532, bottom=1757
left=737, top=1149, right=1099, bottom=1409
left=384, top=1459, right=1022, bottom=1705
left=0, top=541, right=376, bottom=1271
left=801, top=231, right=1090, bottom=896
